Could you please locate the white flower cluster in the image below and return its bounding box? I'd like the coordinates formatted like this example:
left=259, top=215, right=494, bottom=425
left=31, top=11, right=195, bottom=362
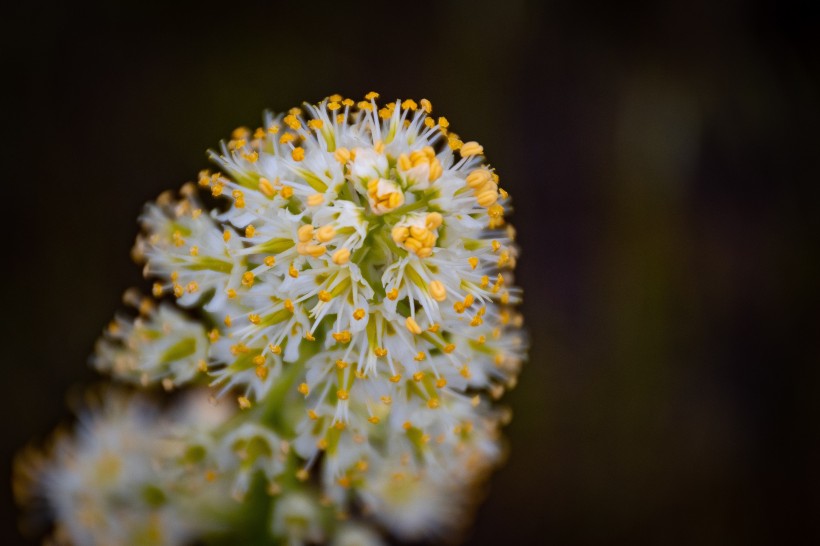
left=16, top=93, right=526, bottom=545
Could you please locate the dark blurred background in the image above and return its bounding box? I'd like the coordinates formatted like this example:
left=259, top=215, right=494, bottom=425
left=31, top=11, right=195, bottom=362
left=2, top=0, right=818, bottom=544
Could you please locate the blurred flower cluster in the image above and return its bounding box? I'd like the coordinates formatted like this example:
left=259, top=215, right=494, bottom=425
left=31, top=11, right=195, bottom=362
left=15, top=93, right=526, bottom=545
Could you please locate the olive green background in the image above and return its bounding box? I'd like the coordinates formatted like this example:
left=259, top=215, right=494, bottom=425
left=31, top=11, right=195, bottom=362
left=2, top=0, right=818, bottom=544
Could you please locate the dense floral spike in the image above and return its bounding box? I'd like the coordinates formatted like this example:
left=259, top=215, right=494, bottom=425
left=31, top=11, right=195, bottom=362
left=128, top=93, right=527, bottom=539
left=11, top=92, right=527, bottom=544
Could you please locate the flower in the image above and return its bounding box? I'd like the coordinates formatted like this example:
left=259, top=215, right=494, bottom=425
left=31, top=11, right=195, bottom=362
left=55, top=92, right=527, bottom=541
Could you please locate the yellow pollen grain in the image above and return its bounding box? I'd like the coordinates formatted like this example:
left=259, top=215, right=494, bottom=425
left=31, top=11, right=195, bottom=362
left=226, top=288, right=237, bottom=299
left=283, top=299, right=294, bottom=313
left=389, top=374, right=402, bottom=383
left=186, top=281, right=198, bottom=293
left=374, top=347, right=387, bottom=357
left=380, top=395, right=392, bottom=405
left=436, top=377, right=447, bottom=388
left=253, top=354, right=266, bottom=366
left=173, top=283, right=183, bottom=297
left=387, top=288, right=399, bottom=300
left=318, top=290, right=332, bottom=302
left=335, top=359, right=348, bottom=369
left=420, top=98, right=432, bottom=113
left=427, top=398, right=440, bottom=409
left=336, top=389, right=349, bottom=401
left=224, top=315, right=232, bottom=327
left=152, top=283, right=163, bottom=297
left=255, top=365, right=268, bottom=380
left=241, top=271, right=255, bottom=287
left=289, top=263, right=299, bottom=278
left=269, top=344, right=282, bottom=354
left=413, top=371, right=425, bottom=381
left=245, top=225, right=256, bottom=238
left=280, top=186, right=294, bottom=199
left=208, top=329, right=220, bottom=342
left=307, top=409, right=318, bottom=420
left=291, top=147, right=305, bottom=161
left=248, top=313, right=261, bottom=324
left=264, top=256, right=275, bottom=267
left=298, top=383, right=309, bottom=396
left=468, top=256, right=479, bottom=269
left=365, top=91, right=380, bottom=100
left=297, top=224, right=314, bottom=242
left=443, top=343, right=456, bottom=353
left=223, top=230, right=231, bottom=242
left=332, top=331, right=352, bottom=344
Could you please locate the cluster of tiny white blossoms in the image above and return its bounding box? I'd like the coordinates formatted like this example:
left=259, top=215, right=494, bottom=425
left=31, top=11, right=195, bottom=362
left=16, top=93, right=526, bottom=545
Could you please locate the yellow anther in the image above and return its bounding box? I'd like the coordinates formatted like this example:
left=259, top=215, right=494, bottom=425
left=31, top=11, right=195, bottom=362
left=280, top=186, right=294, bottom=199
left=253, top=127, right=265, bottom=139
left=401, top=99, right=418, bottom=110
left=259, top=178, right=276, bottom=199
left=332, top=331, right=352, bottom=344
left=223, top=230, right=231, bottom=242
left=184, top=281, right=197, bottom=294
left=297, top=224, right=314, bottom=242
left=403, top=237, right=422, bottom=252
left=170, top=271, right=180, bottom=282
left=468, top=256, right=479, bottom=269
left=237, top=396, right=251, bottom=409
left=264, top=256, right=276, bottom=267
left=389, top=374, right=402, bottom=383
left=365, top=91, right=380, bottom=100
left=405, top=316, right=422, bottom=335
left=189, top=245, right=199, bottom=256
left=208, top=329, right=220, bottom=342
left=460, top=141, right=484, bottom=156
left=211, top=183, right=224, bottom=197
left=413, top=371, right=425, bottom=381
left=242, top=151, right=258, bottom=163
left=307, top=119, right=324, bottom=130
left=298, top=383, right=309, bottom=396
left=288, top=263, right=299, bottom=278
left=495, top=353, right=505, bottom=365
left=420, top=98, right=432, bottom=113
left=327, top=101, right=341, bottom=111
left=307, top=193, right=324, bottom=206
left=466, top=168, right=492, bottom=189
left=453, top=301, right=465, bottom=314
left=304, top=331, right=315, bottom=341
left=283, top=299, right=294, bottom=313
left=226, top=288, right=237, bottom=299
left=391, top=225, right=409, bottom=243
left=424, top=117, right=435, bottom=128
left=497, top=251, right=510, bottom=267
left=332, top=247, right=350, bottom=265
left=402, top=421, right=412, bottom=430
left=436, top=377, right=447, bottom=388
left=429, top=280, right=446, bottom=301
left=241, top=271, right=255, bottom=287
left=316, top=225, right=336, bottom=242
left=269, top=344, right=282, bottom=354
left=368, top=416, right=380, bottom=424
left=224, top=315, right=232, bottom=327
left=352, top=308, right=366, bottom=320
left=378, top=107, right=392, bottom=119
left=470, top=315, right=483, bottom=327
left=337, top=476, right=350, bottom=488
left=380, top=395, right=392, bottom=404
left=501, top=291, right=510, bottom=304
left=425, top=212, right=443, bottom=230
left=248, top=313, right=261, bottom=324
left=253, top=354, right=265, bottom=366
left=460, top=365, right=472, bottom=378
left=374, top=347, right=388, bottom=357
left=336, top=389, right=349, bottom=401
left=152, top=282, right=163, bottom=297
left=268, top=124, right=280, bottom=134
left=307, top=409, right=318, bottom=420
left=477, top=189, right=499, bottom=207
left=255, top=364, right=268, bottom=380
left=317, top=439, right=328, bottom=450
left=245, top=225, right=256, bottom=238
left=443, top=343, right=456, bottom=353
left=172, top=230, right=185, bottom=247
left=480, top=275, right=490, bottom=288
left=427, top=398, right=440, bottom=409
left=427, top=322, right=440, bottom=332
left=172, top=283, right=183, bottom=297
left=463, top=293, right=475, bottom=307
left=318, top=290, right=332, bottom=302
left=283, top=114, right=301, bottom=130
left=409, top=225, right=427, bottom=240
left=438, top=116, right=449, bottom=128
left=296, top=469, right=309, bottom=481
left=397, top=153, right=412, bottom=171
left=191, top=208, right=202, bottom=219
left=387, top=288, right=399, bottom=300
left=335, top=359, right=348, bottom=369
left=198, top=359, right=208, bottom=373
left=279, top=132, right=296, bottom=144
left=291, top=147, right=305, bottom=161
left=334, top=147, right=351, bottom=163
